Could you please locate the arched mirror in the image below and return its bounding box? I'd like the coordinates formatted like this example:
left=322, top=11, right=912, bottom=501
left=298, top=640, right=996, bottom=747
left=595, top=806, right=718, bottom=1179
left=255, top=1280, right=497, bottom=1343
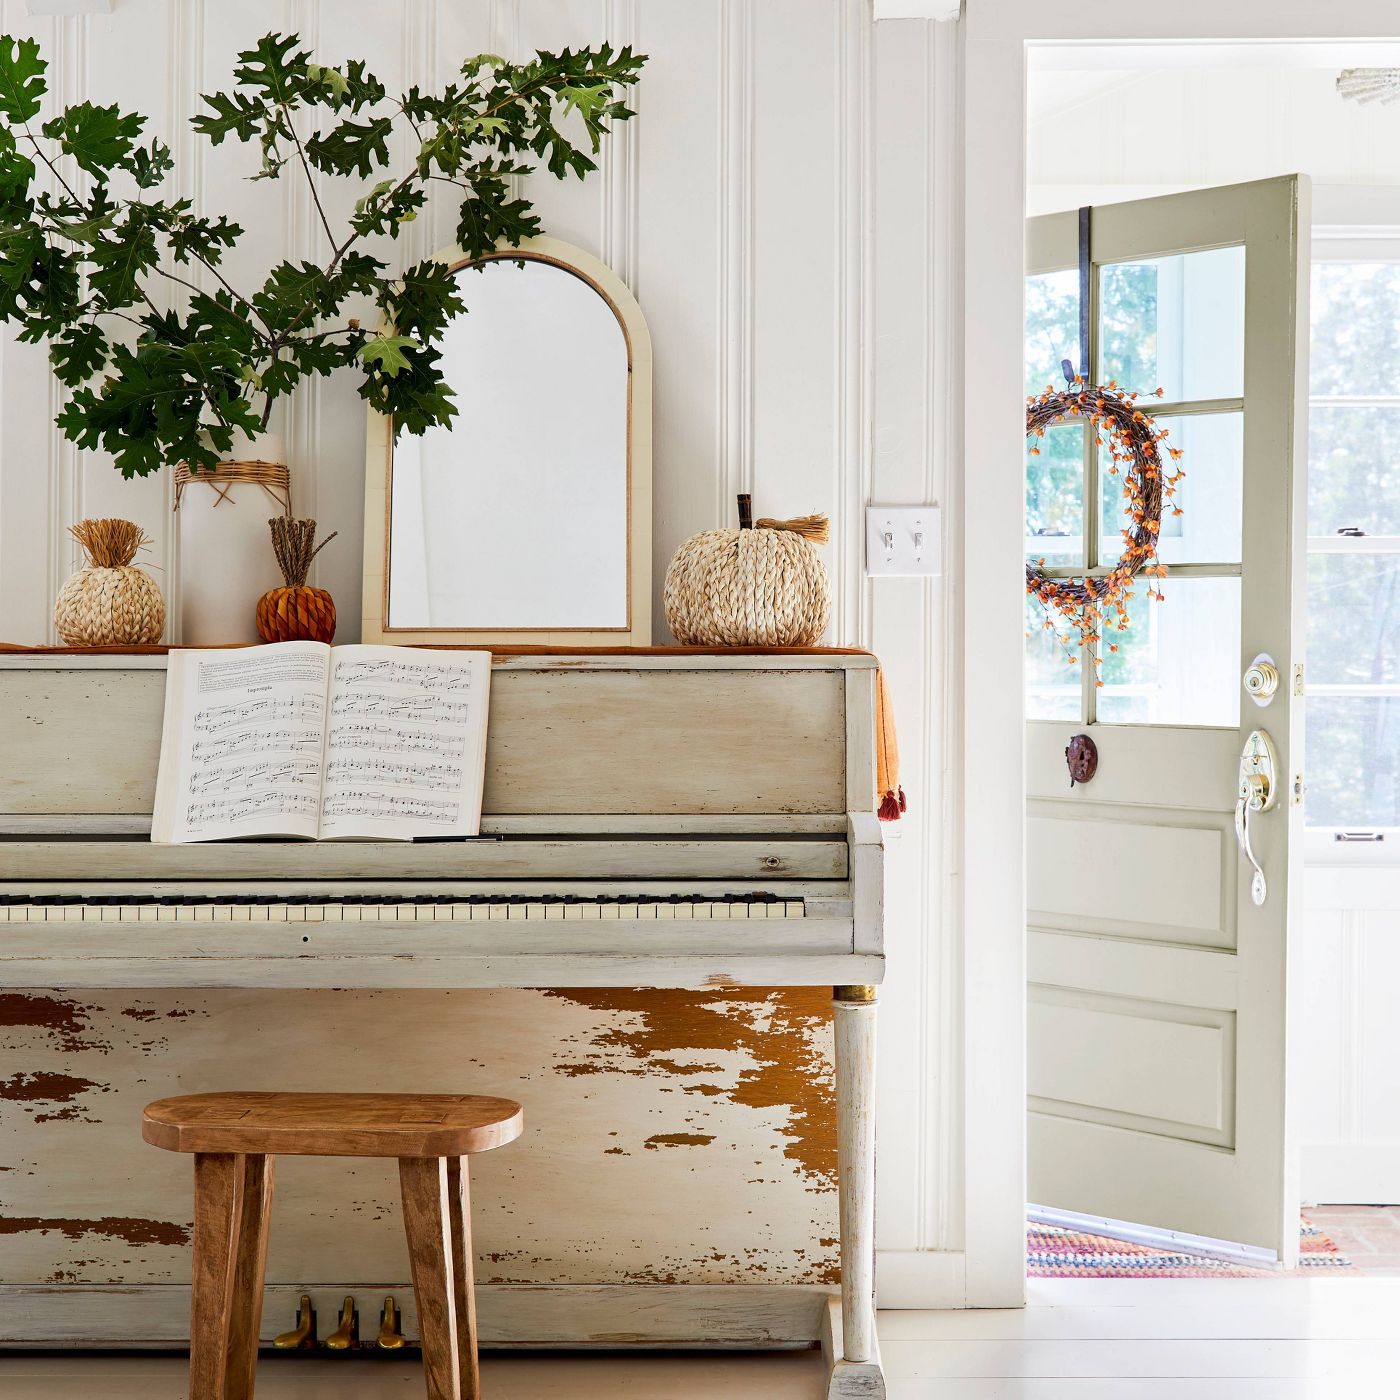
left=362, top=237, right=651, bottom=644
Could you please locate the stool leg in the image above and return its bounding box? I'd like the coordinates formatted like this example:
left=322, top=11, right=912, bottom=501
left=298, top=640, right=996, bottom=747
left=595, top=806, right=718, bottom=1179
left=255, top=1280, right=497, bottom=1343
left=189, top=1153, right=244, bottom=1400
left=226, top=1154, right=275, bottom=1400
left=446, top=1159, right=480, bottom=1400
left=399, top=1156, right=462, bottom=1400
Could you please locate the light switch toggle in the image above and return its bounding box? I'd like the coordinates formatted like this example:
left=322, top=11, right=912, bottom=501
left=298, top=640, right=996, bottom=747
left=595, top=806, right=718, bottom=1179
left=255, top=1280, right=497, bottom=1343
left=866, top=505, right=942, bottom=576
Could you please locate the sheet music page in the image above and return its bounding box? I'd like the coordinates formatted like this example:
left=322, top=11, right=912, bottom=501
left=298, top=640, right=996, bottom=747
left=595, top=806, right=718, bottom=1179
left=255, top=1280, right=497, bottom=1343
left=151, top=642, right=330, bottom=843
left=318, top=645, right=492, bottom=841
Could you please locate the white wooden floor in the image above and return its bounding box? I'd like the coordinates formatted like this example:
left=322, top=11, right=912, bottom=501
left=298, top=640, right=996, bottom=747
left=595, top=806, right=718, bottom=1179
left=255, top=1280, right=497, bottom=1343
left=2, top=1278, right=1399, bottom=1397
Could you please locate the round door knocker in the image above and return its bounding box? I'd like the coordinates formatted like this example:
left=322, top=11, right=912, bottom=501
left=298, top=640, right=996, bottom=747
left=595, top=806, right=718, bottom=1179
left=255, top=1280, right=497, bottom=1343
left=1065, top=734, right=1098, bottom=788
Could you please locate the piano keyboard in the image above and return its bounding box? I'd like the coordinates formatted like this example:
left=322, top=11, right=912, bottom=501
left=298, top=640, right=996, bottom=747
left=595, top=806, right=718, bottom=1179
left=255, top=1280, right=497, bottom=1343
left=0, top=893, right=805, bottom=923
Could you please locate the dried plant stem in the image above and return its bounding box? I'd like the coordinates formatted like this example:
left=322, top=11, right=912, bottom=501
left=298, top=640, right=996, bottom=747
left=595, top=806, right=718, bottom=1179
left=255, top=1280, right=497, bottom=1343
left=269, top=517, right=337, bottom=588
left=69, top=518, right=149, bottom=569
left=755, top=513, right=831, bottom=544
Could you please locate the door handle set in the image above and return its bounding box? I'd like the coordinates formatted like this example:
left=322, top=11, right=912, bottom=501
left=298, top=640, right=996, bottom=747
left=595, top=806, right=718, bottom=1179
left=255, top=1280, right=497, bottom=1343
left=1236, top=728, right=1279, bottom=906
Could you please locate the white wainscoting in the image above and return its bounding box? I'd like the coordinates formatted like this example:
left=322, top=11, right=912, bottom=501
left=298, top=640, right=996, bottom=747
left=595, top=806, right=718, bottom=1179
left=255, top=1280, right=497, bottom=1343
left=1299, top=871, right=1400, bottom=1205
left=0, top=1, right=974, bottom=1303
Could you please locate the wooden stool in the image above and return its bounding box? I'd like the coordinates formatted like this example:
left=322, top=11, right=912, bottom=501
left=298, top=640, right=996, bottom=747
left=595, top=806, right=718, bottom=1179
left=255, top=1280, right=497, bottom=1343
left=143, top=1090, right=523, bottom=1400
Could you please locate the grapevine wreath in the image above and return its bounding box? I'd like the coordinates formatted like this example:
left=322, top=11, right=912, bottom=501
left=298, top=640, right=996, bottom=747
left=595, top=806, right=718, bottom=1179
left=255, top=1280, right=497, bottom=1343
left=1025, top=374, right=1184, bottom=680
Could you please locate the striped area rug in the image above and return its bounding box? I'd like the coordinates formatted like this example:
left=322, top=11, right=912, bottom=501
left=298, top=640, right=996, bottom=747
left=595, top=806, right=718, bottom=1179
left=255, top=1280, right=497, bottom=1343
left=1027, top=1215, right=1353, bottom=1278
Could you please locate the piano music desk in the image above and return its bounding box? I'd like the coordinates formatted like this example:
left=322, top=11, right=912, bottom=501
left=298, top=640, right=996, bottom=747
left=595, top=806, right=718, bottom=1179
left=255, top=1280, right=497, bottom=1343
left=0, top=649, right=887, bottom=1399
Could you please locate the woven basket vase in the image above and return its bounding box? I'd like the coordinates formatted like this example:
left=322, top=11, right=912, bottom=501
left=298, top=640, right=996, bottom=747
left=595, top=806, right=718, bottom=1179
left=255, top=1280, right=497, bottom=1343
left=664, top=521, right=830, bottom=647
left=53, top=519, right=164, bottom=646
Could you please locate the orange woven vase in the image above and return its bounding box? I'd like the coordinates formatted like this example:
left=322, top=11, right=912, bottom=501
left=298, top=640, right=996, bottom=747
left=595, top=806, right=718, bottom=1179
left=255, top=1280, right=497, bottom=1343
left=255, top=518, right=337, bottom=644
left=256, top=585, right=336, bottom=643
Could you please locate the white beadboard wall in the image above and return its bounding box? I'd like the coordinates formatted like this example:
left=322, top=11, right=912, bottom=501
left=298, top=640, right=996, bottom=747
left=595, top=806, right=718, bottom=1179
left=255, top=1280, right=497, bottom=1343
left=0, top=2, right=968, bottom=1293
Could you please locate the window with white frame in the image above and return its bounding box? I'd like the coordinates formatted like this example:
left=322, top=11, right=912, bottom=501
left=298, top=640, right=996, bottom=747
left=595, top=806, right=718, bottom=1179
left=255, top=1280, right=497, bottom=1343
left=1307, top=243, right=1400, bottom=840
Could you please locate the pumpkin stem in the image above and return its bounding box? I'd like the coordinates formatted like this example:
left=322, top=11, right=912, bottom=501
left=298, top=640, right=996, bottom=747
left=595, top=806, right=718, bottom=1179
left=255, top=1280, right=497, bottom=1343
left=269, top=517, right=337, bottom=588
left=69, top=518, right=148, bottom=568
left=755, top=513, right=830, bottom=544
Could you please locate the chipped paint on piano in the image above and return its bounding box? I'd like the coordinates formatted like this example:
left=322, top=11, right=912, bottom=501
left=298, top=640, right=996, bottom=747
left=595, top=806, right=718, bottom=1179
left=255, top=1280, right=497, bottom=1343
left=0, top=654, right=884, bottom=1384
left=1, top=988, right=835, bottom=1301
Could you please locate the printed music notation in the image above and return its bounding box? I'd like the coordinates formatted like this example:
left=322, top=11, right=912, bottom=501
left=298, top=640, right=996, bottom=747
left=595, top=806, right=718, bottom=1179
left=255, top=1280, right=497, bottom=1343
left=154, top=642, right=490, bottom=844
left=324, top=757, right=461, bottom=791
left=191, top=727, right=323, bottom=763
left=185, top=787, right=320, bottom=828
left=318, top=649, right=484, bottom=837
left=188, top=759, right=321, bottom=796
left=320, top=788, right=463, bottom=824
left=332, top=657, right=475, bottom=691
left=328, top=690, right=470, bottom=725
left=329, top=722, right=466, bottom=759
left=192, top=694, right=324, bottom=736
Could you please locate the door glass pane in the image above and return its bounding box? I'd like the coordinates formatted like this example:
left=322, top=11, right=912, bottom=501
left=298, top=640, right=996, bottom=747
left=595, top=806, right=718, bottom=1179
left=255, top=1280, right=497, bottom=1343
left=1312, top=262, right=1400, bottom=397
left=1026, top=594, right=1080, bottom=721
left=1306, top=696, right=1400, bottom=827
left=1099, top=246, right=1245, bottom=403
left=1097, top=577, right=1241, bottom=726
left=1309, top=405, right=1400, bottom=536
left=1100, top=413, right=1243, bottom=566
left=1027, top=268, right=1080, bottom=396
left=1308, top=554, right=1400, bottom=685
left=1029, top=422, right=1085, bottom=566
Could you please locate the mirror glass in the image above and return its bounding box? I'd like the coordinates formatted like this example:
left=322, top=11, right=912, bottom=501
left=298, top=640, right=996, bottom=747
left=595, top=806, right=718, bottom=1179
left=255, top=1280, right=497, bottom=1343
left=387, top=256, right=630, bottom=629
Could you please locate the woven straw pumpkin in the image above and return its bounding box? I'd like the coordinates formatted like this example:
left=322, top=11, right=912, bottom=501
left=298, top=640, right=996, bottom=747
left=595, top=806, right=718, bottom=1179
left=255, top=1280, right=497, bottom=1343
left=54, top=519, right=165, bottom=645
left=256, top=517, right=338, bottom=644
left=664, top=497, right=830, bottom=647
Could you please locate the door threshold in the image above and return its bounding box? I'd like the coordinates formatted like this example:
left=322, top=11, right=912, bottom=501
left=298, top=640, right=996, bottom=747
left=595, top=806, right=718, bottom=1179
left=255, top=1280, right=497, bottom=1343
left=1028, top=1204, right=1281, bottom=1271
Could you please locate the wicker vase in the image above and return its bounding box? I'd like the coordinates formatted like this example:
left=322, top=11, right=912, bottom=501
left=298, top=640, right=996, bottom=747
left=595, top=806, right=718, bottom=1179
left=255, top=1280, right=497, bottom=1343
left=54, top=519, right=165, bottom=645
left=174, top=429, right=291, bottom=644
left=664, top=498, right=830, bottom=647
left=256, top=518, right=338, bottom=644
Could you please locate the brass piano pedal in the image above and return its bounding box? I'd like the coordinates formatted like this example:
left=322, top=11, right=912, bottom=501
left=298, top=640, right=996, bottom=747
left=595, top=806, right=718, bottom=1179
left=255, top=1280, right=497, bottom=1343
left=324, top=1295, right=360, bottom=1351
left=272, top=1294, right=317, bottom=1350
left=376, top=1295, right=408, bottom=1350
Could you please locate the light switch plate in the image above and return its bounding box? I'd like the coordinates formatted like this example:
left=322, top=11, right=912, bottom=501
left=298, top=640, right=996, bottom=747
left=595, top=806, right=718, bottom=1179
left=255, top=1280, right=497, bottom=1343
left=866, top=505, right=941, bottom=576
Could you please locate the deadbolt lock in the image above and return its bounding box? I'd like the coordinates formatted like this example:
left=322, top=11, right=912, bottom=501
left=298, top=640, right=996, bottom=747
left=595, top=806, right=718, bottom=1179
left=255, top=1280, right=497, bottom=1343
left=1243, top=654, right=1280, bottom=706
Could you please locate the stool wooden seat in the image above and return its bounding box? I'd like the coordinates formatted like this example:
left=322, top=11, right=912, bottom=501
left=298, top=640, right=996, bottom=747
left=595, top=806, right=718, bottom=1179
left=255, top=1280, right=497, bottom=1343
left=143, top=1091, right=523, bottom=1400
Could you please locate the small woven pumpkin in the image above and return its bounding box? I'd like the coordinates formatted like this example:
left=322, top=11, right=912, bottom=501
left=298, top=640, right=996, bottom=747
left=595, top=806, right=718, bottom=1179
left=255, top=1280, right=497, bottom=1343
left=54, top=519, right=164, bottom=645
left=255, top=517, right=337, bottom=644
left=664, top=496, right=831, bottom=647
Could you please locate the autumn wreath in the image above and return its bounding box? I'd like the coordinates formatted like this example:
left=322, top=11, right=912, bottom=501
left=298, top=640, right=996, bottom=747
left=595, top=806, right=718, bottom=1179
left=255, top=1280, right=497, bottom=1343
left=1026, top=375, right=1183, bottom=681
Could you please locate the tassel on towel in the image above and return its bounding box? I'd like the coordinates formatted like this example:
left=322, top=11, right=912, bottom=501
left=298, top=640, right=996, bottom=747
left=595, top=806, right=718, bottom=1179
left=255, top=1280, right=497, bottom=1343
left=875, top=669, right=905, bottom=821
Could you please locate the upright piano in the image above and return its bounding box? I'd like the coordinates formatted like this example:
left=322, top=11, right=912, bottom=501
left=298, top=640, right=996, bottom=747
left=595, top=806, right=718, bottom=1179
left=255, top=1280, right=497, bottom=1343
left=0, top=649, right=886, bottom=1398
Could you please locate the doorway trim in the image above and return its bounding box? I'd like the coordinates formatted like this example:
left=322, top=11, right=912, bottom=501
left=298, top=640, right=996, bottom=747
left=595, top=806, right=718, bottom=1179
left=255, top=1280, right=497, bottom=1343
left=960, top=0, right=1400, bottom=1309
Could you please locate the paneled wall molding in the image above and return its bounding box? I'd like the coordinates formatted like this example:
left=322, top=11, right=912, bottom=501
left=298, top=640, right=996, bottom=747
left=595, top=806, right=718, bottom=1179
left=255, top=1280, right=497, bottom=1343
left=717, top=0, right=754, bottom=522
left=0, top=0, right=974, bottom=1310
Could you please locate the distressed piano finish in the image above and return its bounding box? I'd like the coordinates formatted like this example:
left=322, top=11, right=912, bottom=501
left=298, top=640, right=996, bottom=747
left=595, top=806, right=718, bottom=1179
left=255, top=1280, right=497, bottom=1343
left=0, top=652, right=886, bottom=1399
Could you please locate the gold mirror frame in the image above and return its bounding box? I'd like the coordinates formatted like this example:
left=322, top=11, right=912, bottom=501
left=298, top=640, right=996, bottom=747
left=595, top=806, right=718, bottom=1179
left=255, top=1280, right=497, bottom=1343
left=361, top=235, right=653, bottom=645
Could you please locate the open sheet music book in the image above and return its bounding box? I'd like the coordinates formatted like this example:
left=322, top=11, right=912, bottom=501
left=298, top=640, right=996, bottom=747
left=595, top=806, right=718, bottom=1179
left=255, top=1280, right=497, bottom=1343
left=152, top=642, right=491, bottom=844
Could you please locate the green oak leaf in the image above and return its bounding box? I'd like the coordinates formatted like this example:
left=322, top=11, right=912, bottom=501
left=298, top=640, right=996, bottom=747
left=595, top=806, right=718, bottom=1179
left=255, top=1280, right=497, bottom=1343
left=0, top=35, right=45, bottom=125
left=41, top=101, right=145, bottom=179
left=356, top=332, right=419, bottom=378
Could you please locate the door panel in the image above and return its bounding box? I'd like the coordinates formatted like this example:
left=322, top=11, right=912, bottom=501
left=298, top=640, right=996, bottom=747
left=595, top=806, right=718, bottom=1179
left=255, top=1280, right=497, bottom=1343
left=1025, top=176, right=1309, bottom=1263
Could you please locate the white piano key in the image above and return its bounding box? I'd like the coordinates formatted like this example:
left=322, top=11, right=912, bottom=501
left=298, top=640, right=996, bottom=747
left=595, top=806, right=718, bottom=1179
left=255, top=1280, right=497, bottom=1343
left=485, top=905, right=507, bottom=921
left=322, top=905, right=343, bottom=922
left=653, top=903, right=675, bottom=919
left=213, top=905, right=233, bottom=921
left=100, top=906, right=122, bottom=922
left=138, top=905, right=159, bottom=922
left=395, top=904, right=417, bottom=922
left=231, top=905, right=251, bottom=921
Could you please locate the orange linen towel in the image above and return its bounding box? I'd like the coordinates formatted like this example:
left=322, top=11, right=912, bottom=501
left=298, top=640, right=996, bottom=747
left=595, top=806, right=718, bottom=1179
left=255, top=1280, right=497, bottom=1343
left=876, top=669, right=905, bottom=821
